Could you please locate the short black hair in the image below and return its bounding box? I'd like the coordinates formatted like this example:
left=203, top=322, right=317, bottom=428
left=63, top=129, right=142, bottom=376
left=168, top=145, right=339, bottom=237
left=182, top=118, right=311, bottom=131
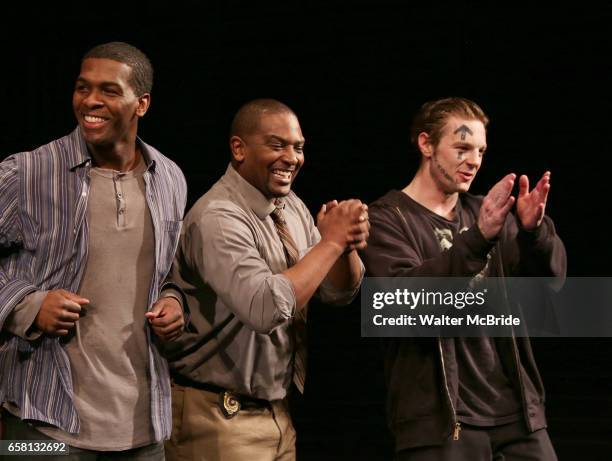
left=230, top=99, right=296, bottom=139
left=82, top=42, right=153, bottom=96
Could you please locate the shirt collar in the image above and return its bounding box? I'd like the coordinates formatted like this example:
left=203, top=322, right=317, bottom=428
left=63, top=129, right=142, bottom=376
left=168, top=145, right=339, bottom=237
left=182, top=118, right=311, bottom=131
left=67, top=127, right=92, bottom=170
left=224, top=164, right=277, bottom=219
left=67, top=126, right=156, bottom=173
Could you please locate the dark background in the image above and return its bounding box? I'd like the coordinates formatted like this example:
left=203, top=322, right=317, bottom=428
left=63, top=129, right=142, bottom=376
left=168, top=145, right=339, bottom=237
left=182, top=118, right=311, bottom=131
left=2, top=1, right=611, bottom=459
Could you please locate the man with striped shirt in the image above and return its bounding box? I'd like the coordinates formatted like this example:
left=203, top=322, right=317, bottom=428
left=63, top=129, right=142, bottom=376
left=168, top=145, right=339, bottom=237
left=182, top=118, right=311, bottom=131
left=0, top=42, right=186, bottom=459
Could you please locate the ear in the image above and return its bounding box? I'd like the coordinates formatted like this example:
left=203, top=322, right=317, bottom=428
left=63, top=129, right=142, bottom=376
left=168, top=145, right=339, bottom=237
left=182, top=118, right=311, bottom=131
left=230, top=136, right=246, bottom=163
left=136, top=93, right=151, bottom=118
left=417, top=132, right=434, bottom=159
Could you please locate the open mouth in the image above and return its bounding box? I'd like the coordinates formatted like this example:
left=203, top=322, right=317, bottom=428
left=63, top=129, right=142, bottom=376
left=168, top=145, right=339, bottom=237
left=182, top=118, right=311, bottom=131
left=272, top=169, right=293, bottom=183
left=457, top=172, right=474, bottom=182
left=82, top=114, right=109, bottom=128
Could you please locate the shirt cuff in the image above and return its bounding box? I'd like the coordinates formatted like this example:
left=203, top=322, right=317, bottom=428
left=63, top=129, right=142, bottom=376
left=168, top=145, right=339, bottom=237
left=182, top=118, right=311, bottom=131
left=4, top=290, right=47, bottom=340
left=159, top=287, right=184, bottom=309
left=462, top=224, right=496, bottom=257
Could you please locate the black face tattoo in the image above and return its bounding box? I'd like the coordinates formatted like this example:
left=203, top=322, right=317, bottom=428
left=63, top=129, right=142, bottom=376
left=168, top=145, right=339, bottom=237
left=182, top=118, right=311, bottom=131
left=432, top=152, right=455, bottom=183
left=453, top=124, right=473, bottom=141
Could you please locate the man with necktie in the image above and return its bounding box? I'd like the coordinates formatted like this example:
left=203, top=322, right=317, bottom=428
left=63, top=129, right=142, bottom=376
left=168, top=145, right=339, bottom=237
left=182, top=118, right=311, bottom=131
left=164, top=99, right=368, bottom=461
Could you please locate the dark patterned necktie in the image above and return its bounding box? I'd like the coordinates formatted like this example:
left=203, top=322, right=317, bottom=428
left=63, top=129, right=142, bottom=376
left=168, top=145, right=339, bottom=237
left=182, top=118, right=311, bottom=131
left=270, top=200, right=307, bottom=393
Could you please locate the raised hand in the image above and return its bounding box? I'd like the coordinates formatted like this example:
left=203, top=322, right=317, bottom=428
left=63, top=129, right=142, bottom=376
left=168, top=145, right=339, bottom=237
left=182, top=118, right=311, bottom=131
left=478, top=173, right=516, bottom=240
left=317, top=199, right=370, bottom=252
left=516, top=172, right=551, bottom=230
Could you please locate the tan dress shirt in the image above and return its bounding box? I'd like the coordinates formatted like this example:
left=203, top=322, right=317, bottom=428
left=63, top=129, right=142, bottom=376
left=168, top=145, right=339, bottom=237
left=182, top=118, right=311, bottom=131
left=166, top=164, right=362, bottom=401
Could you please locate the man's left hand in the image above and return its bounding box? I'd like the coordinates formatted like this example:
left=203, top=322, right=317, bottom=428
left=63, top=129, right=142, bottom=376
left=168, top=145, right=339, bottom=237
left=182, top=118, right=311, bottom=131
left=516, top=171, right=551, bottom=230
left=145, top=297, right=184, bottom=341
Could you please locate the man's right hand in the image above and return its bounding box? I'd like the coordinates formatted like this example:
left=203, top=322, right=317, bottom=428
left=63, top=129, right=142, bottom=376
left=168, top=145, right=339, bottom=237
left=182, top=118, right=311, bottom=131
left=317, top=199, right=369, bottom=252
left=34, top=289, right=89, bottom=336
left=477, top=173, right=516, bottom=241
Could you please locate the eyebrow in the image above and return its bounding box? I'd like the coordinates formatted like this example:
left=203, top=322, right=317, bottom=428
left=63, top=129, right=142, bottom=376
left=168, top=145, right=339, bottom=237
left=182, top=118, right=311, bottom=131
left=452, top=141, right=487, bottom=151
left=75, top=77, right=122, bottom=89
left=266, top=135, right=305, bottom=145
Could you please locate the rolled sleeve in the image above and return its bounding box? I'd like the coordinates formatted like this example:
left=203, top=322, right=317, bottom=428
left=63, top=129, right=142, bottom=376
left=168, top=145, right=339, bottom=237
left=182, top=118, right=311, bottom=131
left=298, top=245, right=365, bottom=306
left=318, top=258, right=365, bottom=305
left=266, top=274, right=296, bottom=321
left=190, top=207, right=297, bottom=334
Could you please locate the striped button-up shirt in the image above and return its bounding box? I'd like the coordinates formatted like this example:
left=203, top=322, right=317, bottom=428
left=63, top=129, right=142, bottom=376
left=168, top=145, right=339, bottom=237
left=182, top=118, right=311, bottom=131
left=0, top=127, right=187, bottom=440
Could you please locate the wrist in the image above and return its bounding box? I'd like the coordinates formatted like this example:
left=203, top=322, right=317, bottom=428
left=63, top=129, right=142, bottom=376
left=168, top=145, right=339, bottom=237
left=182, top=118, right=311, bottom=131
left=318, top=238, right=345, bottom=256
left=160, top=288, right=184, bottom=310
left=476, top=223, right=494, bottom=242
left=519, top=220, right=542, bottom=232
left=518, top=218, right=543, bottom=234
left=162, top=295, right=182, bottom=310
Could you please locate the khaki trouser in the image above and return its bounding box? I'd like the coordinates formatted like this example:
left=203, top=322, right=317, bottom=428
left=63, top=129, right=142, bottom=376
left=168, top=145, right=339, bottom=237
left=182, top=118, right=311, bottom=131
left=165, top=383, right=296, bottom=461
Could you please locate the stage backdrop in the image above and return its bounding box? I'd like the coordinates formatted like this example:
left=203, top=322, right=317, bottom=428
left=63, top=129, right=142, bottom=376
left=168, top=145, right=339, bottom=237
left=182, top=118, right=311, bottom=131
left=2, top=2, right=611, bottom=459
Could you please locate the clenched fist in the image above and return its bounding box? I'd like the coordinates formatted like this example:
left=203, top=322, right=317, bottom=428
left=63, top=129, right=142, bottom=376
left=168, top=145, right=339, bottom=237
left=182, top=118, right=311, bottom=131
left=34, top=289, right=89, bottom=336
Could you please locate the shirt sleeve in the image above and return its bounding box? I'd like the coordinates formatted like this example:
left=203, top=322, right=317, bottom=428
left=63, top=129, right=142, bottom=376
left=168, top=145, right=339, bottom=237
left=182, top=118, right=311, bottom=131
left=185, top=205, right=296, bottom=335
left=318, top=260, right=365, bottom=305
left=506, top=214, right=567, bottom=279
left=3, top=290, right=47, bottom=340
left=0, top=155, right=40, bottom=330
left=303, top=221, right=365, bottom=305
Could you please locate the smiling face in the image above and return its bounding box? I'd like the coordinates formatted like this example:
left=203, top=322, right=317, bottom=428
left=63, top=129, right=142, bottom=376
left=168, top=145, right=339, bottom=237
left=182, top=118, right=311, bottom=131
left=231, top=111, right=305, bottom=199
left=421, top=116, right=487, bottom=194
left=73, top=58, right=149, bottom=151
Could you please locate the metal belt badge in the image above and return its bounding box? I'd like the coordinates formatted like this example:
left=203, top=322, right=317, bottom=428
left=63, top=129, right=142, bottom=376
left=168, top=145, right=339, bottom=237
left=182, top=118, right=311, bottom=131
left=219, top=391, right=241, bottom=419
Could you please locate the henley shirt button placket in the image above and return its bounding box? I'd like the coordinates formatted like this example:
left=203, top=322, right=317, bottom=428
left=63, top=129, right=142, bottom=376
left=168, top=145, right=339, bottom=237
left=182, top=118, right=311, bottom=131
left=114, top=175, right=127, bottom=227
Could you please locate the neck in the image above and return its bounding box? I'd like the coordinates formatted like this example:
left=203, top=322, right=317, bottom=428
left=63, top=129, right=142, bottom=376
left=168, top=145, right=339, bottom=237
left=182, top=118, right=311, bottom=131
left=402, top=164, right=459, bottom=220
left=88, top=139, right=141, bottom=172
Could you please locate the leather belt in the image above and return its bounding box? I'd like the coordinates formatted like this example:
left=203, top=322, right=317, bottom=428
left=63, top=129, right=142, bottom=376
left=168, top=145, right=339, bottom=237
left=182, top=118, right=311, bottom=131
left=171, top=373, right=271, bottom=417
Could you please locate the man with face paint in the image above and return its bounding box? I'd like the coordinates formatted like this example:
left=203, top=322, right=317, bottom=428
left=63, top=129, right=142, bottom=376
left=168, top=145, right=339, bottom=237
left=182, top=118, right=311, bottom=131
left=361, top=97, right=566, bottom=460
left=164, top=99, right=367, bottom=461
left=0, top=42, right=186, bottom=459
